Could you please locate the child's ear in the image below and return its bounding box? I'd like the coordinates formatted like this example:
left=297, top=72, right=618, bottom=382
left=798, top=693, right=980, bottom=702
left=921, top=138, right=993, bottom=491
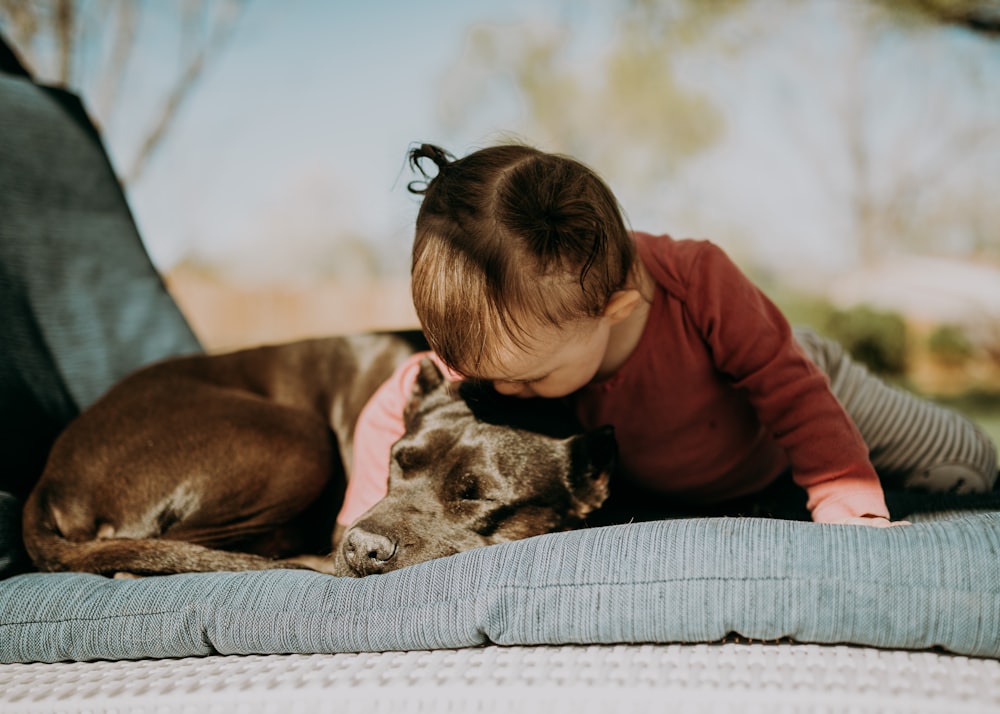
left=602, top=289, right=642, bottom=323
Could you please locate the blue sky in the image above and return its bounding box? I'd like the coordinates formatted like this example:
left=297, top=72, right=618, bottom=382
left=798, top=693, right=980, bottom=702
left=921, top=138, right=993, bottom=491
left=119, top=0, right=599, bottom=279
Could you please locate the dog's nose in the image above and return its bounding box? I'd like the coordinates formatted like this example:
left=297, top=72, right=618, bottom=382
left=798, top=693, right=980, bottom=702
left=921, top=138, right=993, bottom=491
left=343, top=527, right=398, bottom=576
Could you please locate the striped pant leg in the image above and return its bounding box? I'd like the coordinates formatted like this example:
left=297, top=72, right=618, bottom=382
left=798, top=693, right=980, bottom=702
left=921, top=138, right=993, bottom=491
left=794, top=326, right=998, bottom=493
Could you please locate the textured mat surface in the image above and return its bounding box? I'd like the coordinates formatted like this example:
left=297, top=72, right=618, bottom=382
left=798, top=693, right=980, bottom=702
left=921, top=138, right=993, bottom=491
left=2, top=642, right=999, bottom=713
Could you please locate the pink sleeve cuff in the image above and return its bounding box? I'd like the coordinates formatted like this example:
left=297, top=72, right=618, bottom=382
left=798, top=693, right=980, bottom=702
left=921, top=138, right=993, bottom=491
left=806, top=476, right=890, bottom=523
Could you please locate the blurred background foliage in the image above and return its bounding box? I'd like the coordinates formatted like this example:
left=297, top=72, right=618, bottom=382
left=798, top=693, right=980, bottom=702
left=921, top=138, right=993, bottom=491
left=2, top=0, right=999, bottom=443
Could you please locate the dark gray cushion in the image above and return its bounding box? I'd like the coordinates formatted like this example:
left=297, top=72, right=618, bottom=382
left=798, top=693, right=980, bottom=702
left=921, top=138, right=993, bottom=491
left=0, top=43, right=200, bottom=501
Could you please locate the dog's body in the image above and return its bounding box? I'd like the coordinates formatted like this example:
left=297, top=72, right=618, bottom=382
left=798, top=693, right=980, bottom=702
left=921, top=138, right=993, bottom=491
left=22, top=332, right=615, bottom=577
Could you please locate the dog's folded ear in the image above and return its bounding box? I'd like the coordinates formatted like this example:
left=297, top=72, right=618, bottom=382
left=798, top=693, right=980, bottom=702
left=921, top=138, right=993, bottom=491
left=414, top=358, right=444, bottom=395
left=404, top=358, right=450, bottom=424
left=567, top=426, right=616, bottom=515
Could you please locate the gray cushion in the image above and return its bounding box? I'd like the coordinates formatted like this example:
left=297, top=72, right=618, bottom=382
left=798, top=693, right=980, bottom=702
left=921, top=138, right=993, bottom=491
left=1, top=512, right=998, bottom=663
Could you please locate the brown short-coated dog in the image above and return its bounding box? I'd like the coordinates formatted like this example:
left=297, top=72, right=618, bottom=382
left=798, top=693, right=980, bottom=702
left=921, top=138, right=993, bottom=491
left=22, top=332, right=616, bottom=577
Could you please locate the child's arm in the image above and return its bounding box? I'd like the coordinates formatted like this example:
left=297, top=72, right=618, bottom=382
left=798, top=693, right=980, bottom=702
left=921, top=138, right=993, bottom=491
left=682, top=242, right=892, bottom=524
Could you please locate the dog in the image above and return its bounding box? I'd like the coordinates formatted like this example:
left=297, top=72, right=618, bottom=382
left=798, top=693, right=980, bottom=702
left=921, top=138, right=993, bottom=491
left=22, top=332, right=616, bottom=578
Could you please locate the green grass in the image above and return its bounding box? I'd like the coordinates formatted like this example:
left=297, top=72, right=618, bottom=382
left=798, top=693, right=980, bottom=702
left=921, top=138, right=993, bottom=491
left=960, top=411, right=1000, bottom=451
left=762, top=285, right=1000, bottom=455
left=975, top=414, right=1000, bottom=450
left=768, top=287, right=1000, bottom=451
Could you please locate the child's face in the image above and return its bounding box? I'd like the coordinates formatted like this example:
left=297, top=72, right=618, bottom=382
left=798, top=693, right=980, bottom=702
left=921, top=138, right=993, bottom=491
left=463, top=316, right=614, bottom=399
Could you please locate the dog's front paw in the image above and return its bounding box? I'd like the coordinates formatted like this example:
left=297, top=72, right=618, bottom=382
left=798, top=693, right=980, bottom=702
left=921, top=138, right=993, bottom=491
left=283, top=554, right=352, bottom=577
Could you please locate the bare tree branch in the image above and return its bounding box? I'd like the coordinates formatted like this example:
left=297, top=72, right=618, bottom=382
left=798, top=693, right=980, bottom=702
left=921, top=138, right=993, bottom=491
left=93, top=0, right=138, bottom=124
left=124, top=0, right=246, bottom=184
left=53, top=0, right=73, bottom=84
left=912, top=0, right=1000, bottom=35
left=873, top=0, right=1000, bottom=37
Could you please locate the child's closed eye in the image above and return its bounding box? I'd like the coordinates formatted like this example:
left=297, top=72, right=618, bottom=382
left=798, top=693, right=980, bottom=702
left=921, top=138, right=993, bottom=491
left=508, top=373, right=550, bottom=385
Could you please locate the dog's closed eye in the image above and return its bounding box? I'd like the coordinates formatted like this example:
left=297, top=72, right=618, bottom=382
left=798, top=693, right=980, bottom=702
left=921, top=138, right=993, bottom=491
left=445, top=471, right=494, bottom=503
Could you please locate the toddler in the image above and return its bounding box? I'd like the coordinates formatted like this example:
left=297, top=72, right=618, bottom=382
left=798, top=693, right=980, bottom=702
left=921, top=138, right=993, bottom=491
left=336, top=143, right=997, bottom=530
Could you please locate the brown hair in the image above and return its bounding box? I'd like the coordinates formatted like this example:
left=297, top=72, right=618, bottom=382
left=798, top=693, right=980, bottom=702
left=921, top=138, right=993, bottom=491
left=408, top=142, right=635, bottom=375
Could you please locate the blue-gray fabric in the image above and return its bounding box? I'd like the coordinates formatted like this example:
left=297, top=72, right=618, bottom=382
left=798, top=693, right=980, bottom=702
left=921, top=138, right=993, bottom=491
left=0, top=71, right=200, bottom=413
left=0, top=62, right=202, bottom=501
left=2, top=512, right=998, bottom=663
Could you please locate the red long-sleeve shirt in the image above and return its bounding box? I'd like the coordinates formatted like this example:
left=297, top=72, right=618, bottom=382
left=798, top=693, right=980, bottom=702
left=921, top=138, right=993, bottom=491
left=336, top=233, right=889, bottom=527
left=573, top=232, right=888, bottom=522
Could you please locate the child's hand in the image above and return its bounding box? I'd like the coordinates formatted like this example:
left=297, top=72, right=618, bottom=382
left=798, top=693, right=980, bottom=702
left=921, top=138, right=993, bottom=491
left=837, top=515, right=911, bottom=528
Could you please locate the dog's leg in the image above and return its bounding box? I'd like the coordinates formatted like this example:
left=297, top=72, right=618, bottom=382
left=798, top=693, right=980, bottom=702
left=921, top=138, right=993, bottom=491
left=284, top=553, right=349, bottom=576
left=36, top=534, right=333, bottom=575
left=23, top=488, right=346, bottom=576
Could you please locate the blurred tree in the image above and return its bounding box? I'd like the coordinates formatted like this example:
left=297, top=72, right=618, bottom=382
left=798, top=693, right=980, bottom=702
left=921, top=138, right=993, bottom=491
left=774, top=1, right=999, bottom=265
left=0, top=0, right=246, bottom=184
left=440, top=0, right=997, bottom=268
left=869, top=0, right=1000, bottom=259
left=825, top=305, right=908, bottom=376
left=928, top=324, right=975, bottom=367
left=439, top=0, right=734, bottom=184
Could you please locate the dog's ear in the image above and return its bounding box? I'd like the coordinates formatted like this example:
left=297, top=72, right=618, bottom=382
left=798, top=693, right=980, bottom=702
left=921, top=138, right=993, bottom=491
left=414, top=358, right=445, bottom=395
left=567, top=425, right=615, bottom=515
left=404, top=358, right=449, bottom=424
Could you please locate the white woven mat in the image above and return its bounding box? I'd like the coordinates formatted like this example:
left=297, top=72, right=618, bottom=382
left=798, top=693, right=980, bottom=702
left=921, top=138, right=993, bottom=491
left=2, top=642, right=999, bottom=714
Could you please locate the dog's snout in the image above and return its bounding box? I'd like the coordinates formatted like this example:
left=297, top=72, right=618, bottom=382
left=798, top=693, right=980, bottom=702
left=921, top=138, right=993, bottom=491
left=343, top=527, right=398, bottom=575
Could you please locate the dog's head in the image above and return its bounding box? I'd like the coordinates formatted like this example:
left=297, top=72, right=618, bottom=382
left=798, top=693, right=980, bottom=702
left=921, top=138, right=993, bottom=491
left=340, top=358, right=615, bottom=576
